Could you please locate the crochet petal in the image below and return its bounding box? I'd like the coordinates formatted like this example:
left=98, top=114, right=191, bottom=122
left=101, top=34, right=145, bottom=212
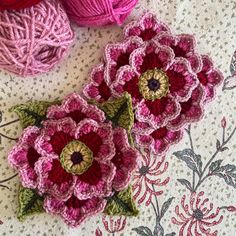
left=104, top=37, right=143, bottom=83
left=83, top=64, right=112, bottom=103
left=167, top=85, right=205, bottom=130
left=74, top=161, right=115, bottom=200
left=124, top=12, right=170, bottom=41
left=136, top=96, right=181, bottom=128
left=44, top=195, right=106, bottom=227
left=75, top=119, right=115, bottom=161
left=47, top=93, right=105, bottom=123
left=8, top=126, right=40, bottom=188
left=197, top=55, right=223, bottom=102
left=111, top=128, right=138, bottom=191
left=35, top=156, right=76, bottom=200
left=35, top=118, right=76, bottom=156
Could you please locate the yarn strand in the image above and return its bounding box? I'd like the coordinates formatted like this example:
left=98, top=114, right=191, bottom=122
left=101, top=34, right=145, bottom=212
left=61, top=0, right=138, bottom=27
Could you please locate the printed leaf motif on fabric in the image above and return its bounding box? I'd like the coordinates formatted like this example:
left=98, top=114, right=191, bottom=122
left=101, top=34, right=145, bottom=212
left=177, top=179, right=193, bottom=192
left=173, top=149, right=202, bottom=176
left=211, top=164, right=236, bottom=188
left=132, top=226, right=153, bottom=236
left=160, top=197, right=175, bottom=219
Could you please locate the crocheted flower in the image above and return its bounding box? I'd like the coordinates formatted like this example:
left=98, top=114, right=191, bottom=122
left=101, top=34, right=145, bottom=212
left=8, top=93, right=139, bottom=227
left=8, top=126, right=40, bottom=189
left=83, top=13, right=223, bottom=155
left=172, top=191, right=223, bottom=236
left=0, top=0, right=41, bottom=10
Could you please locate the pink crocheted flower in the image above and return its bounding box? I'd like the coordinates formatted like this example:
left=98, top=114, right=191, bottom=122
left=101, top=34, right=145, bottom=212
left=83, top=13, right=223, bottom=155
left=8, top=93, right=139, bottom=227
left=8, top=126, right=40, bottom=189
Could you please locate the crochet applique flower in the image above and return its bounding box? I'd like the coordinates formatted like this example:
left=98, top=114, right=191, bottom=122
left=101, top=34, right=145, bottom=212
left=8, top=93, right=139, bottom=227
left=83, top=13, right=223, bottom=155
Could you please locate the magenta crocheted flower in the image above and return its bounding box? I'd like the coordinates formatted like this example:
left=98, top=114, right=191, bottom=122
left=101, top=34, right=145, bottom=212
left=8, top=93, right=139, bottom=227
left=83, top=13, right=223, bottom=155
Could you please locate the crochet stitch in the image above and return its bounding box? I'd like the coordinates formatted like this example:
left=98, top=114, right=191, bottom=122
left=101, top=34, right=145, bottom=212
left=83, top=13, right=223, bottom=155
left=8, top=93, right=139, bottom=227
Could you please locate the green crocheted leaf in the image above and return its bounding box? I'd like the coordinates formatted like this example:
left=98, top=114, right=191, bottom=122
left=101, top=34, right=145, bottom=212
left=17, top=186, right=44, bottom=221
left=10, top=100, right=59, bottom=128
left=99, top=93, right=134, bottom=132
left=104, top=186, right=139, bottom=217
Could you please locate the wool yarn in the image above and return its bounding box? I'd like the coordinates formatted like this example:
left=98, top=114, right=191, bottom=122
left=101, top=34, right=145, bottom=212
left=0, top=0, right=74, bottom=77
left=0, top=0, right=41, bottom=11
left=61, top=0, right=138, bottom=27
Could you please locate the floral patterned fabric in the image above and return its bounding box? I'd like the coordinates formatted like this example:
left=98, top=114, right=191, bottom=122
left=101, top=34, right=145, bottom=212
left=0, top=0, right=236, bottom=235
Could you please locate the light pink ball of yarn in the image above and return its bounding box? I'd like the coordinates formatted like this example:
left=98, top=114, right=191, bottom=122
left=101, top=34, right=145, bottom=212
left=61, top=0, right=138, bottom=27
left=0, top=0, right=74, bottom=77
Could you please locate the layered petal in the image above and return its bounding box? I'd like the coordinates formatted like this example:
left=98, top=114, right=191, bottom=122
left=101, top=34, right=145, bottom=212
left=47, top=93, right=105, bottom=123
left=75, top=119, right=115, bottom=161
left=167, top=85, right=205, bottom=130
left=74, top=160, right=116, bottom=200
left=35, top=155, right=76, bottom=200
left=111, top=128, right=138, bottom=191
left=135, top=127, right=183, bottom=154
left=197, top=55, right=223, bottom=102
left=136, top=96, right=181, bottom=128
left=8, top=126, right=40, bottom=188
left=157, top=33, right=202, bottom=73
left=83, top=64, right=112, bottom=103
left=104, top=37, right=143, bottom=83
left=124, top=12, right=170, bottom=41
left=44, top=195, right=106, bottom=227
left=35, top=118, right=76, bottom=156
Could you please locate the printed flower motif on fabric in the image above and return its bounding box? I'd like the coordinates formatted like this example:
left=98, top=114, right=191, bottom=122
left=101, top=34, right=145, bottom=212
left=8, top=93, right=139, bottom=227
left=83, top=13, right=223, bottom=155
left=172, top=119, right=236, bottom=236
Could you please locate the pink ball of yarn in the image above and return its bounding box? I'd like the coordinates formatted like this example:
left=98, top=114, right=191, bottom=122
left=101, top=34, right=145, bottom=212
left=61, top=0, right=138, bottom=27
left=0, top=0, right=74, bottom=77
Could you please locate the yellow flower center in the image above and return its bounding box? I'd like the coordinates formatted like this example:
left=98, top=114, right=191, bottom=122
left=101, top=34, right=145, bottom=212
left=139, top=69, right=169, bottom=101
left=60, top=141, right=93, bottom=175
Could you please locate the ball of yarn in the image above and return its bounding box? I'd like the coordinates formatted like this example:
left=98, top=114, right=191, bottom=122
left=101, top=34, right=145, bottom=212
left=0, top=0, right=74, bottom=77
left=61, top=0, right=138, bottom=27
left=0, top=0, right=41, bottom=11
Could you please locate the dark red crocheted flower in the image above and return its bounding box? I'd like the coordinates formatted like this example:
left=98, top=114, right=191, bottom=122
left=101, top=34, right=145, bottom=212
left=0, top=0, right=41, bottom=11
